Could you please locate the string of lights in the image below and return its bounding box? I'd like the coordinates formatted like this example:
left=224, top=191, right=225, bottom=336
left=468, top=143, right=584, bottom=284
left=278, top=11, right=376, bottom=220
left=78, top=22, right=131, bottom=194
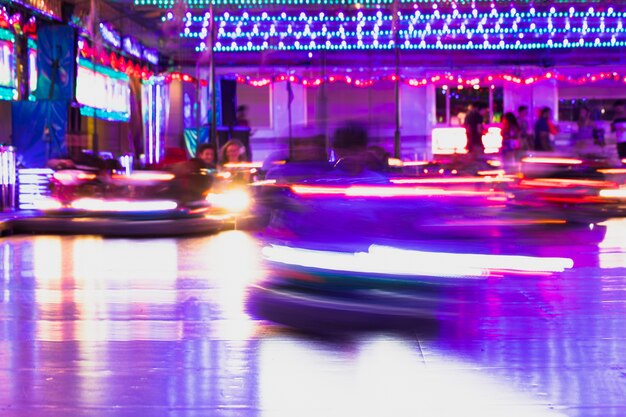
left=136, top=0, right=606, bottom=9
left=158, top=6, right=626, bottom=52
left=164, top=70, right=626, bottom=88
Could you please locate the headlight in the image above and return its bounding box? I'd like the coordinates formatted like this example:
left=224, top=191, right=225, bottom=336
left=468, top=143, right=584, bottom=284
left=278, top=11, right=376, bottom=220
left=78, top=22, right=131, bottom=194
left=206, top=189, right=251, bottom=213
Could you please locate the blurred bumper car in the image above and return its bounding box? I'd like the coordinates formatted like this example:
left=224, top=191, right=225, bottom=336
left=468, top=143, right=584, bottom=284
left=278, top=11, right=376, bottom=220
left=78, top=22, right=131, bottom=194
left=11, top=168, right=254, bottom=237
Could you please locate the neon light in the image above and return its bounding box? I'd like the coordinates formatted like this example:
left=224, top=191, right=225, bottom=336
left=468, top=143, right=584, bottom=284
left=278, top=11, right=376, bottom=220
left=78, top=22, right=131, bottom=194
left=76, top=58, right=131, bottom=122
left=262, top=244, right=574, bottom=279
left=70, top=198, right=178, bottom=212
left=99, top=22, right=122, bottom=49
left=123, top=36, right=142, bottom=59
left=142, top=48, right=159, bottom=65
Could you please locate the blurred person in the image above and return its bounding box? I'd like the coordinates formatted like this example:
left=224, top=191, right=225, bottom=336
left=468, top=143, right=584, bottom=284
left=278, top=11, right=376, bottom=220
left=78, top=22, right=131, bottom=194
left=235, top=105, right=251, bottom=128
left=219, top=139, right=250, bottom=183
left=193, top=143, right=217, bottom=170
left=611, top=100, right=626, bottom=160
left=501, top=112, right=522, bottom=163
left=265, top=135, right=332, bottom=181
left=573, top=105, right=597, bottom=152
left=219, top=139, right=248, bottom=166
left=517, top=105, right=531, bottom=150
left=464, top=102, right=486, bottom=157
left=331, top=122, right=387, bottom=175
left=534, top=107, right=558, bottom=151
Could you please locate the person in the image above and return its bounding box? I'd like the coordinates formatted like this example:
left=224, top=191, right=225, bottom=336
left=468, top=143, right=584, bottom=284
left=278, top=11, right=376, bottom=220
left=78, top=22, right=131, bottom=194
left=192, top=143, right=217, bottom=170
left=611, top=100, right=626, bottom=160
left=573, top=106, right=596, bottom=152
left=501, top=112, right=521, bottom=162
left=331, top=122, right=387, bottom=176
left=265, top=135, right=332, bottom=182
left=464, top=102, right=486, bottom=157
left=534, top=107, right=558, bottom=151
left=219, top=139, right=247, bottom=166
left=235, top=105, right=250, bottom=128
left=517, top=105, right=531, bottom=151
left=219, top=139, right=250, bottom=182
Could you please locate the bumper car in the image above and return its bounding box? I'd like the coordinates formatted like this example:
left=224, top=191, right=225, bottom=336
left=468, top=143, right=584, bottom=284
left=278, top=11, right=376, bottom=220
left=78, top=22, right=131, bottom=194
left=247, top=238, right=575, bottom=331
left=505, top=155, right=626, bottom=223
left=11, top=166, right=255, bottom=237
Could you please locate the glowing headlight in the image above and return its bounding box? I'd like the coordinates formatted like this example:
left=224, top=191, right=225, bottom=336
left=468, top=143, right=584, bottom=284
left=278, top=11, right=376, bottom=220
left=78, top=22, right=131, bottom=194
left=206, top=189, right=251, bottom=213
left=32, top=197, right=64, bottom=211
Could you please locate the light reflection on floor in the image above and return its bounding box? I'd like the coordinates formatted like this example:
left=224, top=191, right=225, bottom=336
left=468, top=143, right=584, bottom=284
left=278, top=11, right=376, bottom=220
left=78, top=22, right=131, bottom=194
left=0, top=225, right=624, bottom=416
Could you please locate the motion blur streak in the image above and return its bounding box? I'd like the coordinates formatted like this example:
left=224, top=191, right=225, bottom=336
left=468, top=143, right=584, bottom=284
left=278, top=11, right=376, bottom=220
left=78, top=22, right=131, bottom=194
left=291, top=184, right=505, bottom=198
left=70, top=198, right=178, bottom=212
left=521, top=157, right=583, bottom=165
left=262, top=244, right=574, bottom=279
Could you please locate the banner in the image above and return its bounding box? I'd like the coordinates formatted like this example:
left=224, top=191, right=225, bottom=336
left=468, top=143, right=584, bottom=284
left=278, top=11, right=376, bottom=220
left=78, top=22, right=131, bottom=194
left=11, top=101, right=67, bottom=167
left=35, top=25, right=75, bottom=101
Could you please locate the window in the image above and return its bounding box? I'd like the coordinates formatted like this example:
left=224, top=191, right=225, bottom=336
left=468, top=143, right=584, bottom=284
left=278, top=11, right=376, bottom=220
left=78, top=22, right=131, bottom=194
left=435, top=86, right=503, bottom=125
left=558, top=98, right=623, bottom=122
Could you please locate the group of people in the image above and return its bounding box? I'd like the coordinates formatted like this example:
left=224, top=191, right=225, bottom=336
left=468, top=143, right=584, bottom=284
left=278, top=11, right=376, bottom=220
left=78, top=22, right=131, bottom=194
left=466, top=100, right=626, bottom=161
left=464, top=102, right=558, bottom=159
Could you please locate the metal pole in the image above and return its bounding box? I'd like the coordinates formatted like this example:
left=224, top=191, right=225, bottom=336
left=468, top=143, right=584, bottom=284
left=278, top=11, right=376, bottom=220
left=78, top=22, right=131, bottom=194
left=209, top=0, right=217, bottom=150
left=393, top=0, right=401, bottom=158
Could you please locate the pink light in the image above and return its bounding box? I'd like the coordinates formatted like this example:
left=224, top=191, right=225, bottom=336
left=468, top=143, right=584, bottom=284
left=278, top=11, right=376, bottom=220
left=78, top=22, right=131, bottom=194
left=390, top=177, right=514, bottom=185
left=70, top=198, right=178, bottom=212
left=291, top=184, right=504, bottom=198
left=111, top=171, right=175, bottom=181
left=522, top=157, right=584, bottom=165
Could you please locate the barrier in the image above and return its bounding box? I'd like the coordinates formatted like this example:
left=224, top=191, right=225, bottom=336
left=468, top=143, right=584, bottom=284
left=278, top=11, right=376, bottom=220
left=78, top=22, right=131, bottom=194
left=0, top=145, right=17, bottom=211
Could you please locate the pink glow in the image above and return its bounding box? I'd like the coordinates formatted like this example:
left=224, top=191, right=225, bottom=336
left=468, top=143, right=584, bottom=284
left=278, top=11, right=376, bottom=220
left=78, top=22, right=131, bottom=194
left=290, top=184, right=504, bottom=198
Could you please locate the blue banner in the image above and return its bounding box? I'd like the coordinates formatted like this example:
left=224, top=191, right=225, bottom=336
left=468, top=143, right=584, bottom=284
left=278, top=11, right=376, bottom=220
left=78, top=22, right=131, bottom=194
left=35, top=25, right=75, bottom=101
left=11, top=101, right=67, bottom=167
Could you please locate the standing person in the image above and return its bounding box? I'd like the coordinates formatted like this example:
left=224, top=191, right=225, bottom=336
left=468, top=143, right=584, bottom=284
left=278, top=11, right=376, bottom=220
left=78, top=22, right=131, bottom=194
left=235, top=105, right=251, bottom=128
left=534, top=107, right=558, bottom=151
left=464, top=102, right=486, bottom=157
left=611, top=100, right=626, bottom=160
left=573, top=106, right=596, bottom=152
left=501, top=112, right=521, bottom=163
left=517, top=105, right=531, bottom=150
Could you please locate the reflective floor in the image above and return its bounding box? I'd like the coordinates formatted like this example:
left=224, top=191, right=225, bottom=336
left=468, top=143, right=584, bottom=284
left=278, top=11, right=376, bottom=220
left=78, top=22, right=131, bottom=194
left=1, top=220, right=625, bottom=417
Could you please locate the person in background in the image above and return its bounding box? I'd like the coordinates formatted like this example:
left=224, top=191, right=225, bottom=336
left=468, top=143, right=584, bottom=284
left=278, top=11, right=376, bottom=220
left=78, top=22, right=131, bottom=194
left=501, top=112, right=522, bottom=163
left=517, top=105, right=531, bottom=150
left=611, top=100, right=626, bottom=160
left=331, top=122, right=388, bottom=176
left=464, top=101, right=486, bottom=157
left=235, top=105, right=251, bottom=128
left=534, top=107, right=558, bottom=151
left=573, top=105, right=596, bottom=152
